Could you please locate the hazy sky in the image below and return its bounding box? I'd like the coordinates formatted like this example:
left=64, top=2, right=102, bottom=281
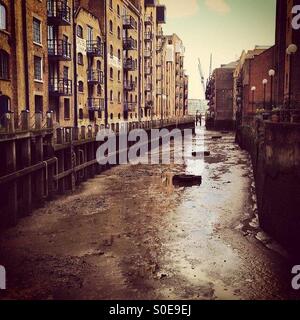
left=160, top=0, right=277, bottom=99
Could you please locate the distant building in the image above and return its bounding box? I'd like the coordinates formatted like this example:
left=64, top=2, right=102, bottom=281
left=188, top=99, right=207, bottom=115
left=206, top=61, right=238, bottom=130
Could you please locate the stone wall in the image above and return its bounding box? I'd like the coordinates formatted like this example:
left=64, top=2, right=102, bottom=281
left=237, top=120, right=300, bottom=254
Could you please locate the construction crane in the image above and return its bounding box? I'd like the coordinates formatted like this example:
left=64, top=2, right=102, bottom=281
left=198, top=58, right=206, bottom=97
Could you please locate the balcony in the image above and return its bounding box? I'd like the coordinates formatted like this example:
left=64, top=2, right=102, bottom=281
left=87, top=98, right=104, bottom=111
left=157, top=30, right=164, bottom=38
left=123, top=15, right=137, bottom=29
left=47, top=0, right=71, bottom=25
left=144, top=32, right=153, bottom=42
left=86, top=40, right=104, bottom=57
left=123, top=37, right=137, bottom=50
left=87, top=70, right=104, bottom=85
left=145, top=15, right=153, bottom=25
left=124, top=58, right=137, bottom=71
left=145, top=83, right=152, bottom=92
left=125, top=102, right=137, bottom=112
left=124, top=80, right=136, bottom=91
left=49, top=78, right=72, bottom=96
left=144, top=50, right=152, bottom=58
left=145, top=67, right=152, bottom=75
left=48, top=39, right=71, bottom=61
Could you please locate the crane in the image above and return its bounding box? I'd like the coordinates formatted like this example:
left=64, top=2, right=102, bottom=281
left=198, top=58, right=206, bottom=97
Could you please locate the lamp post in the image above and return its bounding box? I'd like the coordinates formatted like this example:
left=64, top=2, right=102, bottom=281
left=251, top=86, right=256, bottom=113
left=268, top=69, right=275, bottom=110
left=286, top=44, right=298, bottom=109
left=262, top=79, right=268, bottom=110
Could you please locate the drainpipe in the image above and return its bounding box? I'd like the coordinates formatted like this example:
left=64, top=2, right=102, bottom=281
left=104, top=0, right=108, bottom=128
left=73, top=0, right=78, bottom=128
left=21, top=0, right=30, bottom=111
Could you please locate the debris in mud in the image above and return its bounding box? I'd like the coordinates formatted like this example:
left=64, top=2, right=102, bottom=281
left=172, top=175, right=202, bottom=187
left=192, top=151, right=211, bottom=157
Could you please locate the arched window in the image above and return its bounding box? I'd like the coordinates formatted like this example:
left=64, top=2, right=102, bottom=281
left=118, top=113, right=121, bottom=119
left=110, top=113, right=114, bottom=120
left=97, top=60, right=101, bottom=70
left=77, top=25, right=83, bottom=38
left=0, top=50, right=9, bottom=80
left=118, top=49, right=121, bottom=61
left=118, top=92, right=121, bottom=103
left=97, top=84, right=101, bottom=95
left=109, top=0, right=113, bottom=9
left=117, top=26, right=121, bottom=39
left=110, top=90, right=113, bottom=102
left=79, top=108, right=84, bottom=120
left=117, top=5, right=120, bottom=16
left=109, top=20, right=113, bottom=34
left=0, top=3, right=6, bottom=30
left=110, top=67, right=113, bottom=79
left=118, top=70, right=121, bottom=82
left=110, top=45, right=113, bottom=58
left=78, top=81, right=84, bottom=92
left=78, top=53, right=83, bottom=65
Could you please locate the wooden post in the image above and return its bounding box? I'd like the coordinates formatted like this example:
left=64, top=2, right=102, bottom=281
left=20, top=138, right=32, bottom=216
left=5, top=140, right=18, bottom=226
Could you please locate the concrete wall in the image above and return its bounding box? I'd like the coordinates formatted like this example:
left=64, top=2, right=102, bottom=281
left=237, top=120, right=300, bottom=254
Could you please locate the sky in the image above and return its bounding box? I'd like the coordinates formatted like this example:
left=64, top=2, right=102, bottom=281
left=160, top=0, right=277, bottom=99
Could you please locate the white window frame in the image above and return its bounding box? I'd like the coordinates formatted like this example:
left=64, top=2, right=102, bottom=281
left=33, top=17, right=42, bottom=45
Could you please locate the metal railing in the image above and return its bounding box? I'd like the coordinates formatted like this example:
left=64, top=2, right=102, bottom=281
left=86, top=40, right=104, bottom=57
left=47, top=0, right=71, bottom=25
left=48, top=39, right=71, bottom=60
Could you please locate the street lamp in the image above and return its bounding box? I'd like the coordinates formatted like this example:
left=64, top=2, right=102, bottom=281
left=262, top=79, right=268, bottom=110
left=251, top=86, right=256, bottom=113
left=268, top=69, right=275, bottom=110
left=286, top=44, right=298, bottom=109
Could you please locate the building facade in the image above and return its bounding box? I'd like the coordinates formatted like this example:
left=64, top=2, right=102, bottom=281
left=0, top=0, right=189, bottom=133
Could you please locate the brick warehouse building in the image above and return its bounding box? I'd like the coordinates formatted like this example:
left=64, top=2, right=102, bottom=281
left=0, top=0, right=192, bottom=227
left=0, top=0, right=189, bottom=130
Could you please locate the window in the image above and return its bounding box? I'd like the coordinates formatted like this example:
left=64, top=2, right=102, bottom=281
left=77, top=25, right=83, bottom=38
left=118, top=70, right=121, bottom=82
left=118, top=49, right=121, bottom=61
left=97, top=60, right=101, bottom=70
left=64, top=98, right=70, bottom=119
left=109, top=20, right=113, bottom=33
left=33, top=18, right=41, bottom=44
left=110, top=67, right=113, bottom=79
left=79, top=108, right=84, bottom=120
left=34, top=95, right=43, bottom=113
left=0, top=50, right=9, bottom=80
left=34, top=56, right=42, bottom=81
left=0, top=3, right=6, bottom=30
left=78, top=53, right=83, bottom=65
left=78, top=81, right=84, bottom=92
left=117, top=5, right=120, bottom=16
left=110, top=90, right=113, bottom=102
left=117, top=26, right=121, bottom=39
left=110, top=45, right=113, bottom=58
left=97, top=84, right=101, bottom=95
left=109, top=0, right=113, bottom=10
left=63, top=66, right=69, bottom=79
left=118, top=92, right=121, bottom=103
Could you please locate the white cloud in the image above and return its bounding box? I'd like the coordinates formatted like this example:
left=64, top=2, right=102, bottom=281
left=160, top=0, right=200, bottom=18
left=204, top=0, right=231, bottom=15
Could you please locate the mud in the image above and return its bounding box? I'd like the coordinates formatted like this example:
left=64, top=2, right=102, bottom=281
left=0, top=126, right=299, bottom=300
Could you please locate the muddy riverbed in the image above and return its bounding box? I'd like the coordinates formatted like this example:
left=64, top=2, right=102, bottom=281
left=0, top=127, right=299, bottom=300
